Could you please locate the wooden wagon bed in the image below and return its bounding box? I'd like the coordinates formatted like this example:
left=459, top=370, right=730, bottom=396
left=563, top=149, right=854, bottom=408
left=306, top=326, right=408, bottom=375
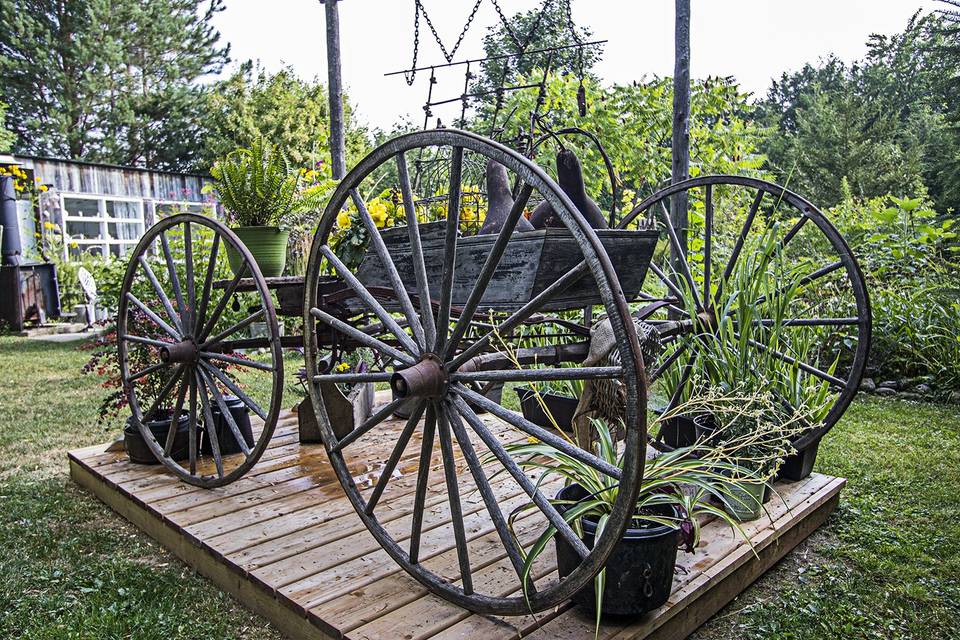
left=68, top=400, right=844, bottom=640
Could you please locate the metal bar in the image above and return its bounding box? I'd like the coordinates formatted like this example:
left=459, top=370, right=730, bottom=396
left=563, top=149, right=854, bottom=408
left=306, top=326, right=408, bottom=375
left=442, top=184, right=533, bottom=360
left=349, top=189, right=425, bottom=351
left=409, top=405, right=437, bottom=563
left=125, top=292, right=180, bottom=341
left=159, top=230, right=187, bottom=327
left=450, top=366, right=623, bottom=384
left=199, top=264, right=247, bottom=342
left=194, top=233, right=220, bottom=336
left=703, top=184, right=713, bottom=304
left=309, top=307, right=415, bottom=366
left=201, top=309, right=266, bottom=350
left=365, top=402, right=427, bottom=515
left=330, top=396, right=412, bottom=453
left=320, top=244, right=420, bottom=356
left=436, top=147, right=464, bottom=347
left=451, top=395, right=591, bottom=559
left=138, top=257, right=182, bottom=334
left=454, top=384, right=622, bottom=480
left=447, top=261, right=589, bottom=372
left=199, top=366, right=252, bottom=457
left=199, top=360, right=267, bottom=421
left=397, top=152, right=438, bottom=350
left=444, top=401, right=532, bottom=591
left=200, top=351, right=274, bottom=372
left=196, top=371, right=224, bottom=478
left=436, top=405, right=474, bottom=595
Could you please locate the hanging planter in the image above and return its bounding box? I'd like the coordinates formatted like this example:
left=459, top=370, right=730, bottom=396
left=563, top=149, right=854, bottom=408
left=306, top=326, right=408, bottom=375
left=226, top=227, right=289, bottom=278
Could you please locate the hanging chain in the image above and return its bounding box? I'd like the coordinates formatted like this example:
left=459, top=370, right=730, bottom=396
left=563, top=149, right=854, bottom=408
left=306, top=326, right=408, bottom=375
left=404, top=3, right=421, bottom=85
left=564, top=0, right=588, bottom=116
left=418, top=0, right=483, bottom=63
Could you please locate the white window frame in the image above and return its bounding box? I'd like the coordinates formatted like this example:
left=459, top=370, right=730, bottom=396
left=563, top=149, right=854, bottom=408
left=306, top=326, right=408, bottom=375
left=60, top=193, right=145, bottom=260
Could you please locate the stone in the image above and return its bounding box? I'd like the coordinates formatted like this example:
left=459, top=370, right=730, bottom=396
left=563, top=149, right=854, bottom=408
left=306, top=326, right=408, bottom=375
left=914, top=383, right=931, bottom=394
left=860, top=378, right=876, bottom=392
left=878, top=380, right=899, bottom=390
left=949, top=390, right=960, bottom=404
left=899, top=392, right=922, bottom=401
left=874, top=387, right=897, bottom=397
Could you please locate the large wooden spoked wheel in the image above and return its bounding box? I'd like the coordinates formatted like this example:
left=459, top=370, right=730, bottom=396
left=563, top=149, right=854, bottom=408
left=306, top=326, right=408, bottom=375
left=620, top=176, right=871, bottom=451
left=117, top=213, right=284, bottom=488
left=303, top=129, right=647, bottom=615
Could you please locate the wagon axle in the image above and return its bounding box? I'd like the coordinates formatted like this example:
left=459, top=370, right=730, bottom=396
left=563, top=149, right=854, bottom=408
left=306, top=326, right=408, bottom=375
left=391, top=353, right=448, bottom=399
left=158, top=339, right=199, bottom=365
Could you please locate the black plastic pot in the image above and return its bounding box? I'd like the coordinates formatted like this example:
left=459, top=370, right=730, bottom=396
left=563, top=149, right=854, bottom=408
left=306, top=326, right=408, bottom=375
left=554, top=484, right=680, bottom=615
left=202, top=395, right=254, bottom=455
left=692, top=413, right=718, bottom=444
left=124, top=413, right=191, bottom=464
left=516, top=388, right=578, bottom=433
left=778, top=438, right=821, bottom=481
left=657, top=413, right=700, bottom=449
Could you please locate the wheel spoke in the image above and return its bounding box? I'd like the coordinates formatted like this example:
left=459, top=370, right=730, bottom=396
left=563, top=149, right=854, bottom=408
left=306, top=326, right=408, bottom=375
left=453, top=384, right=622, bottom=480
left=330, top=396, right=414, bottom=453
left=436, top=146, right=464, bottom=347
left=647, top=262, right=689, bottom=311
left=309, top=307, right=415, bottom=366
left=442, top=183, right=533, bottom=360
left=319, top=244, right=420, bottom=356
left=650, top=341, right=687, bottom=382
left=657, top=199, right=702, bottom=311
left=365, top=402, right=427, bottom=515
left=138, top=257, right=183, bottom=334
left=397, top=152, right=438, bottom=350
left=194, top=232, right=220, bottom=336
left=753, top=261, right=844, bottom=307
left=717, top=189, right=764, bottom=304
left=436, top=404, right=473, bottom=595
left=126, top=361, right=168, bottom=383
left=350, top=188, right=425, bottom=351
left=188, top=375, right=198, bottom=474
left=200, top=351, right=273, bottom=372
left=125, top=292, right=181, bottom=340
left=196, top=371, right=224, bottom=478
left=450, top=365, right=623, bottom=384
left=159, top=230, right=187, bottom=326
left=743, top=336, right=845, bottom=388
left=444, top=400, right=533, bottom=593
left=703, top=184, right=713, bottom=304
left=184, top=221, right=196, bottom=332
left=447, top=261, right=589, bottom=371
left=409, top=404, right=437, bottom=563
left=142, top=364, right=185, bottom=421
left=199, top=360, right=267, bottom=421
left=312, top=371, right=394, bottom=384
left=663, top=350, right=697, bottom=415
left=201, top=309, right=266, bottom=349
left=123, top=334, right=172, bottom=349
left=450, top=395, right=591, bottom=559
left=198, top=263, right=247, bottom=342
left=744, top=317, right=859, bottom=328
left=165, top=373, right=190, bottom=456
left=199, top=366, right=251, bottom=457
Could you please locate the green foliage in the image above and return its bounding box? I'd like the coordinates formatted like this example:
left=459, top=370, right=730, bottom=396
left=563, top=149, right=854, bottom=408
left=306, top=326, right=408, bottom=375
left=0, top=0, right=228, bottom=170
left=0, top=102, right=14, bottom=153
left=201, top=62, right=370, bottom=170
left=207, top=139, right=331, bottom=228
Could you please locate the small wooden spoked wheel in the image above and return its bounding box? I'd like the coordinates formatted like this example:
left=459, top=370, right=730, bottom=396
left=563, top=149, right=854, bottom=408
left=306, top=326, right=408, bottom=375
left=302, top=129, right=648, bottom=615
left=620, top=176, right=871, bottom=451
left=117, top=213, right=284, bottom=488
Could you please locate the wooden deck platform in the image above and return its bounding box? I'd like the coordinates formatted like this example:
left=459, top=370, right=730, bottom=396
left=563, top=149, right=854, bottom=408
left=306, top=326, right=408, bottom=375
left=69, top=408, right=844, bottom=640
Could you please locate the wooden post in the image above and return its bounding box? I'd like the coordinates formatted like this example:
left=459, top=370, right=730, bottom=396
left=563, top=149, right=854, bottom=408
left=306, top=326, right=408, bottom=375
left=671, top=0, right=691, bottom=270
left=323, top=0, right=347, bottom=180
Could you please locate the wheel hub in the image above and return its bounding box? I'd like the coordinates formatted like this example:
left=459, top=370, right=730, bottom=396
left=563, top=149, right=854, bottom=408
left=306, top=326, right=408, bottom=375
left=159, top=339, right=199, bottom=364
left=391, top=353, right=447, bottom=399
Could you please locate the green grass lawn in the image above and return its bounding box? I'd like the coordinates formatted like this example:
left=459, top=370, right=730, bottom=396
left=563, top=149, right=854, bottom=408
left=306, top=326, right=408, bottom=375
left=1, top=335, right=958, bottom=639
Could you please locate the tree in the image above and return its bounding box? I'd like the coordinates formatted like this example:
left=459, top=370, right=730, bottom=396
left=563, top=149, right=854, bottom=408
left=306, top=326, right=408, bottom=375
left=0, top=0, right=228, bottom=169
left=0, top=103, right=15, bottom=153
left=200, top=62, right=369, bottom=171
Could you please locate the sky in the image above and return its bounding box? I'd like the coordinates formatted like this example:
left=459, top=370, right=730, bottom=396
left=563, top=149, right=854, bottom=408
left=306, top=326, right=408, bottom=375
left=211, top=1, right=942, bottom=131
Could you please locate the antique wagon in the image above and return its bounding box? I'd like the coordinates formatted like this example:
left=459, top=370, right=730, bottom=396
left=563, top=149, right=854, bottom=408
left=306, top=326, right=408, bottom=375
left=115, top=128, right=870, bottom=615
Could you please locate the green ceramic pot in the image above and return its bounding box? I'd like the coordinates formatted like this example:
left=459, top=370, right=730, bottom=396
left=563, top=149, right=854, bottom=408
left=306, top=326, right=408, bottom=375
left=227, top=226, right=289, bottom=277
left=721, top=476, right=767, bottom=522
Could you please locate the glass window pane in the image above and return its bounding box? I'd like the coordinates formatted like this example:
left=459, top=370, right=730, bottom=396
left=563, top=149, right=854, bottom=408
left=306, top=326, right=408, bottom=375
left=106, top=200, right=141, bottom=220
left=70, top=244, right=104, bottom=258
left=63, top=198, right=100, bottom=218
left=107, top=222, right=141, bottom=241
left=66, top=220, right=102, bottom=240
left=108, top=243, right=133, bottom=258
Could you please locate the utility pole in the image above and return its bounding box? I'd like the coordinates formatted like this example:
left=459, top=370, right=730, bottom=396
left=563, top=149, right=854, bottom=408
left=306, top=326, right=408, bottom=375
left=323, top=0, right=347, bottom=180
left=671, top=0, right=691, bottom=269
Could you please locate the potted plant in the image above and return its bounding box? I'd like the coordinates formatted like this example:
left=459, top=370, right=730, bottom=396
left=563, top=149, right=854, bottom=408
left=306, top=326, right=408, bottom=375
left=499, top=417, right=754, bottom=624
left=515, top=377, right=582, bottom=433
left=207, top=139, right=324, bottom=277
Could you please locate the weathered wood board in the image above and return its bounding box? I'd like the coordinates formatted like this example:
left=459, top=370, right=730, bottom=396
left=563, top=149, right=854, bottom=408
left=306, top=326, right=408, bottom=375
left=69, top=407, right=844, bottom=640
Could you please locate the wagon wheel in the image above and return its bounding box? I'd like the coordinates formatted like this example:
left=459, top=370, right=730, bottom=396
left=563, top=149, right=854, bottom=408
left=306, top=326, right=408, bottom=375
left=117, top=213, right=284, bottom=488
left=303, top=129, right=647, bottom=615
left=619, top=176, right=871, bottom=451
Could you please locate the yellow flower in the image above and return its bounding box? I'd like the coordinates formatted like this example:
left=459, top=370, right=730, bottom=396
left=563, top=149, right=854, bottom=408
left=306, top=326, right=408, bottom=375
left=335, top=362, right=351, bottom=372
left=368, top=198, right=388, bottom=228
left=43, top=221, right=56, bottom=230
left=39, top=185, right=48, bottom=192
left=337, top=210, right=351, bottom=229
left=70, top=242, right=79, bottom=249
